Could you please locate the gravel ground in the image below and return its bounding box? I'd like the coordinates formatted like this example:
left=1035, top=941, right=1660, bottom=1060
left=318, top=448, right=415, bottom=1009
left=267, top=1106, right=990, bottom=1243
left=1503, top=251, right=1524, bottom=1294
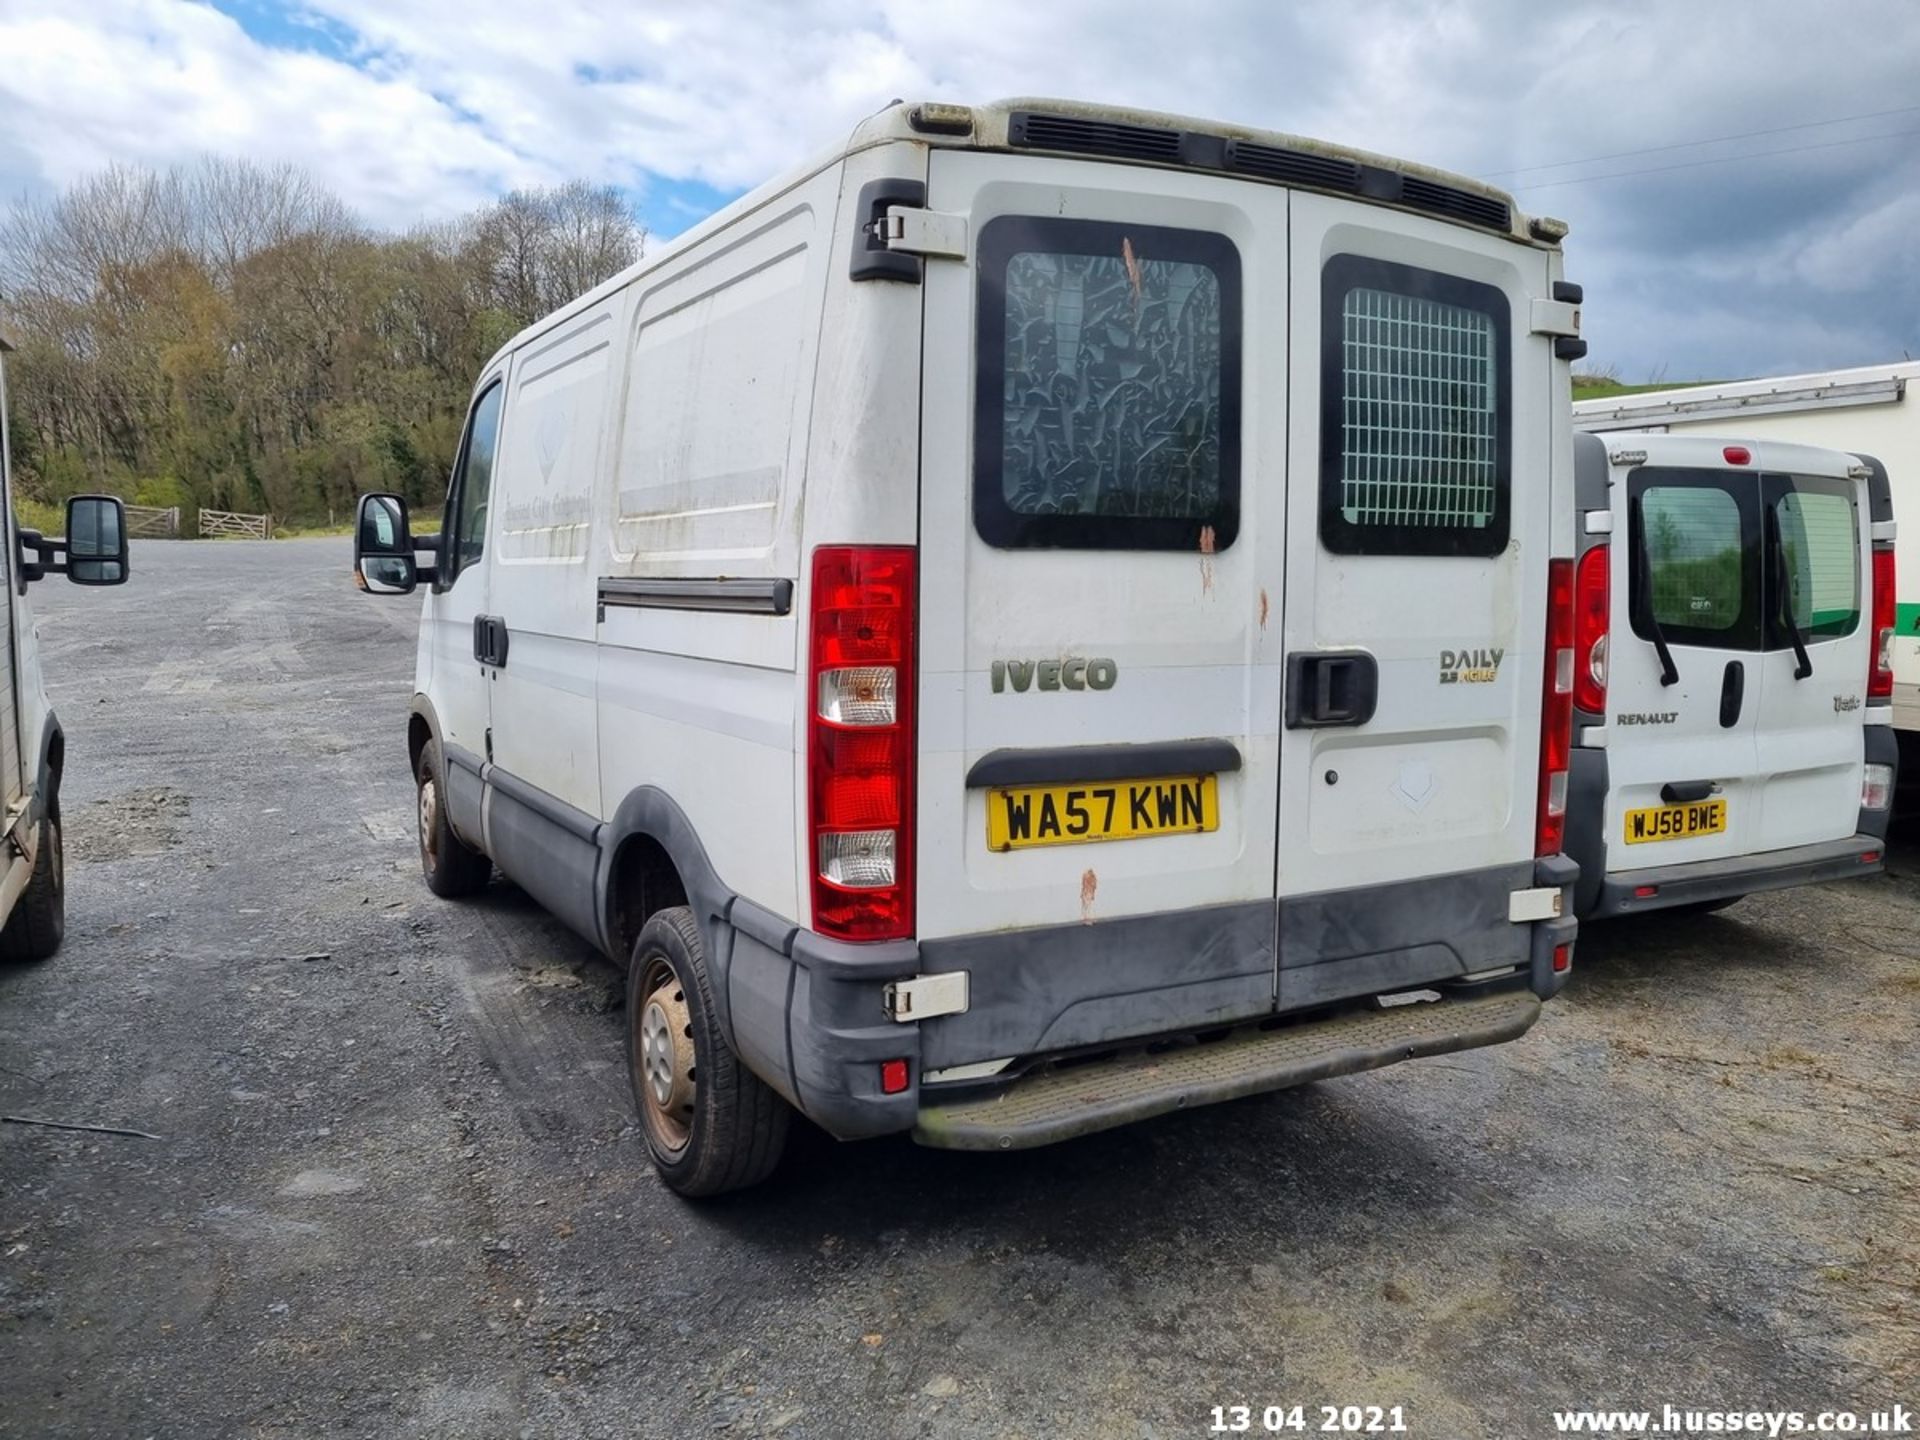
left=0, top=538, right=1914, bottom=1440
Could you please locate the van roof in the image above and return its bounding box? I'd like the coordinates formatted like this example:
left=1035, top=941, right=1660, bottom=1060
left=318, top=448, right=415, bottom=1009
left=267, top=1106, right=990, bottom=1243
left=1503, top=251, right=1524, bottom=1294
left=480, top=97, right=1547, bottom=378
left=1606, top=432, right=1870, bottom=481
left=1574, top=359, right=1920, bottom=429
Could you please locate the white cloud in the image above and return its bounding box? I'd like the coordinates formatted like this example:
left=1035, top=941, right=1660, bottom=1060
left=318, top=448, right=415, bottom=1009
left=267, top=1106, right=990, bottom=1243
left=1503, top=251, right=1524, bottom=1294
left=0, top=0, right=551, bottom=222
left=1, top=0, right=1917, bottom=376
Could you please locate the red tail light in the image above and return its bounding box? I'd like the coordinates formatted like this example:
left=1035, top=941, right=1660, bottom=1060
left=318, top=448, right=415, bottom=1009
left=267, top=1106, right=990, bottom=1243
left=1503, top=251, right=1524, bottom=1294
left=1537, top=557, right=1575, bottom=858
left=1869, top=542, right=1895, bottom=699
left=1573, top=543, right=1609, bottom=714
left=809, top=546, right=916, bottom=941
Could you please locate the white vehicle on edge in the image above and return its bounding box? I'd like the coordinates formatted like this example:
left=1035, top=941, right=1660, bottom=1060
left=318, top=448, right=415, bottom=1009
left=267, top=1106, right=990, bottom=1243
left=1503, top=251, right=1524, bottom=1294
left=0, top=325, right=131, bottom=963
left=1560, top=432, right=1895, bottom=919
left=353, top=98, right=1585, bottom=1197
left=1575, top=361, right=1920, bottom=782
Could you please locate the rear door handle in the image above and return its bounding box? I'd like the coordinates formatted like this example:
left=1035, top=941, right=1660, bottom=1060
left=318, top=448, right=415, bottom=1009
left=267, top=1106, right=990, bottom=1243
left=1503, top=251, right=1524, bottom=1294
left=1661, top=780, right=1716, bottom=804
left=1285, top=650, right=1379, bottom=729
left=472, top=615, right=509, bottom=668
left=1719, top=660, right=1744, bottom=729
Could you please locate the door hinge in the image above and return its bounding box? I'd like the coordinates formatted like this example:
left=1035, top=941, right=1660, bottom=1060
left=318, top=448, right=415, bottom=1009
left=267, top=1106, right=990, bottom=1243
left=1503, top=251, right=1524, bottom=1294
left=881, top=206, right=968, bottom=260
left=1531, top=295, right=1587, bottom=359
left=1530, top=296, right=1581, bottom=338
left=883, top=971, right=969, bottom=1022
left=1508, top=886, right=1564, bottom=923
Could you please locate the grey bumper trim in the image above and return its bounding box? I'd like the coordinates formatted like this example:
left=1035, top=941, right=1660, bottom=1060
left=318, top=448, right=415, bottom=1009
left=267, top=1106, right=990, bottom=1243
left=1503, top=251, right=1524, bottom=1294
left=1590, top=833, right=1885, bottom=918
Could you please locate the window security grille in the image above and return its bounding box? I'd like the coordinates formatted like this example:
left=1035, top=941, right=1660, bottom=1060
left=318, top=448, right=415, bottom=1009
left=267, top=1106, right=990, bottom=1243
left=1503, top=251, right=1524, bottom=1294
left=1339, top=288, right=1497, bottom=531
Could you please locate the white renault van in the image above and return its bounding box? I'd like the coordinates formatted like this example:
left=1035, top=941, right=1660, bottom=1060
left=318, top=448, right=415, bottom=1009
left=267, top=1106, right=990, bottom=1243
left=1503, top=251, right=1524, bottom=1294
left=1561, top=432, right=1894, bottom=918
left=354, top=99, right=1585, bottom=1196
left=0, top=325, right=132, bottom=962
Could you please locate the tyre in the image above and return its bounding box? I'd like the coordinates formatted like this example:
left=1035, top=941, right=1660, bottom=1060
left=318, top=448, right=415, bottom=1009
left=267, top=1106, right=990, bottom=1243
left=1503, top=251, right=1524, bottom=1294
left=627, top=906, right=790, bottom=1197
left=0, top=812, right=65, bottom=963
left=416, top=747, right=490, bottom=898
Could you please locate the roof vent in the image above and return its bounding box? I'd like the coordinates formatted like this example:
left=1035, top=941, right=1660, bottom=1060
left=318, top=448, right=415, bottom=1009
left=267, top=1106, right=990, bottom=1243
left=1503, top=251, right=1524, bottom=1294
left=1400, top=176, right=1511, bottom=232
left=1223, top=140, right=1360, bottom=194
left=1008, top=111, right=1182, bottom=163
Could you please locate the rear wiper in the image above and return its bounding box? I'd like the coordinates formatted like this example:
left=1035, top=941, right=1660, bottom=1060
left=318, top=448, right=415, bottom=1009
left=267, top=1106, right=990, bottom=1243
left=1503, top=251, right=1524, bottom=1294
left=1766, top=506, right=1814, bottom=680
left=1629, top=493, right=1680, bottom=688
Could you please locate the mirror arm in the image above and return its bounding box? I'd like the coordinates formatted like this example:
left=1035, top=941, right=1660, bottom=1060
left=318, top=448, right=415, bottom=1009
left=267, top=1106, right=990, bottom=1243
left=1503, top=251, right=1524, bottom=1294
left=15, top=529, right=69, bottom=584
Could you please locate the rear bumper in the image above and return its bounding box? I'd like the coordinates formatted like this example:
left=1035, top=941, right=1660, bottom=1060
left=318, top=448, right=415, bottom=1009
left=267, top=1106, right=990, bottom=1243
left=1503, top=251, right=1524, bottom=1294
left=1588, top=832, right=1886, bottom=919
left=912, top=986, right=1542, bottom=1151
left=715, top=857, right=1575, bottom=1146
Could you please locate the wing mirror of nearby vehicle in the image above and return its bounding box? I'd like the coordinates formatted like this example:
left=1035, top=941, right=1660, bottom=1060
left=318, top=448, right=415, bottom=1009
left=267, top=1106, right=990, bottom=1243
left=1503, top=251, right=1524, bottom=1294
left=15, top=494, right=130, bottom=588
left=354, top=492, right=436, bottom=595
left=64, top=495, right=130, bottom=586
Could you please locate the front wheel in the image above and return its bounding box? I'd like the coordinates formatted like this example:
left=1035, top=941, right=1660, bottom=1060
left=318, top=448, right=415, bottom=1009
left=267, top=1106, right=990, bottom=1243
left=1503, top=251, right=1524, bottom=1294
left=0, top=813, right=65, bottom=963
left=627, top=907, right=790, bottom=1197
left=416, top=748, right=490, bottom=898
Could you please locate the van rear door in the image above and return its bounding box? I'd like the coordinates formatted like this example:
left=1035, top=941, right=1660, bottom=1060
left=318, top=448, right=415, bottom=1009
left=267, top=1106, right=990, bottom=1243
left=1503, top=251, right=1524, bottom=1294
left=914, top=149, right=1290, bottom=1066
left=1609, top=462, right=1766, bottom=865
left=1752, top=465, right=1871, bottom=848
left=1276, top=194, right=1558, bottom=1008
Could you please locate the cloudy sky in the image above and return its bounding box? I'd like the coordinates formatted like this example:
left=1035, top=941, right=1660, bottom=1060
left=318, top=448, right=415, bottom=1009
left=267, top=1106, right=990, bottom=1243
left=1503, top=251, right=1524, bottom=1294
left=1, top=0, right=1915, bottom=379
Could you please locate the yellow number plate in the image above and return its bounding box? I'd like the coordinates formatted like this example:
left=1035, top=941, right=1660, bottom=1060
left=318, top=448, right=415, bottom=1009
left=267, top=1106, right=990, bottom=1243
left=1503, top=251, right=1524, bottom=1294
left=987, top=774, right=1220, bottom=852
left=1623, top=798, right=1727, bottom=845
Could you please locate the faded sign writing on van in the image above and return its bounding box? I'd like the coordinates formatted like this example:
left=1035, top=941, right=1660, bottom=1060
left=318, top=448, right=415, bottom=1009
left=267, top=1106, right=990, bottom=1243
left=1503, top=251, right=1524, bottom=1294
left=1438, top=648, right=1503, bottom=684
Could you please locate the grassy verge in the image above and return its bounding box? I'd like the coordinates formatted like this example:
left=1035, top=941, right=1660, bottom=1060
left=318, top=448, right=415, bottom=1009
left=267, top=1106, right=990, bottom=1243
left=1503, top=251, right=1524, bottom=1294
left=1573, top=377, right=1725, bottom=401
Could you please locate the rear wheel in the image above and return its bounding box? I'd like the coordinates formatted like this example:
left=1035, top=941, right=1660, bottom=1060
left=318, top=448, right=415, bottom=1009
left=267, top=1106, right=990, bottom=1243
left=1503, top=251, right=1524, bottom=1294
left=0, top=813, right=65, bottom=964
left=627, top=906, right=789, bottom=1197
left=416, top=748, right=490, bottom=898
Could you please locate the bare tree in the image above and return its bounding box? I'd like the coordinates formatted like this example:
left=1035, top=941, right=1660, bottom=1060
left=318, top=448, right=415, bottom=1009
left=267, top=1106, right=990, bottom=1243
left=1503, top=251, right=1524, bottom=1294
left=0, top=157, right=647, bottom=525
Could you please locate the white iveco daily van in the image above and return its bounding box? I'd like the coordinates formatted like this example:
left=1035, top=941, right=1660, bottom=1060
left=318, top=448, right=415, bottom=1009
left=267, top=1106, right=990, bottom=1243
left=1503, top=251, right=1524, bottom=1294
left=0, top=326, right=132, bottom=962
left=1561, top=432, right=1895, bottom=917
left=354, top=99, right=1585, bottom=1196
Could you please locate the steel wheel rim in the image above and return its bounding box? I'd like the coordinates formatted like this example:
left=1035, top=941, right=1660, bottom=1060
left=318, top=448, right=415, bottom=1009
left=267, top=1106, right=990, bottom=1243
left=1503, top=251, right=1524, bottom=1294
left=418, top=773, right=440, bottom=873
left=636, top=956, right=696, bottom=1153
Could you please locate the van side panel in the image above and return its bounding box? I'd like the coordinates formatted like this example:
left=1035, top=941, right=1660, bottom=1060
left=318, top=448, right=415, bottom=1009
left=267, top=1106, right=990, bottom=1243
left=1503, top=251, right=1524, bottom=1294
left=488, top=304, right=621, bottom=819
left=596, top=169, right=840, bottom=927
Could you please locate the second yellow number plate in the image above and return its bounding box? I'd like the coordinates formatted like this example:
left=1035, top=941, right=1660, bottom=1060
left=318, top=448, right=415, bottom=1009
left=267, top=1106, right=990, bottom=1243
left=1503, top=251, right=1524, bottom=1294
left=1623, top=798, right=1727, bottom=844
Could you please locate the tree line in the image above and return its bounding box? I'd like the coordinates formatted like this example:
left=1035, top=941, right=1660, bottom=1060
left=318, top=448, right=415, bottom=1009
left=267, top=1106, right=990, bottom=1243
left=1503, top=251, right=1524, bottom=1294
left=0, top=158, right=645, bottom=528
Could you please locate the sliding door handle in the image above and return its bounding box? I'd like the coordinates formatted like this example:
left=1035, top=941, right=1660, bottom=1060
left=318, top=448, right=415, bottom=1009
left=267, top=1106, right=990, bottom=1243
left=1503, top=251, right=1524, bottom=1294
left=472, top=615, right=509, bottom=668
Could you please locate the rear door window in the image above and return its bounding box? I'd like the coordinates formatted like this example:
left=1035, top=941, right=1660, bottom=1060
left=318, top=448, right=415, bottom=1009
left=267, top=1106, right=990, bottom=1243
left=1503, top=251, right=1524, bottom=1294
left=1770, top=479, right=1859, bottom=640
left=1626, top=469, right=1860, bottom=653
left=1319, top=255, right=1511, bottom=556
left=973, top=217, right=1241, bottom=550
left=1631, top=477, right=1759, bottom=649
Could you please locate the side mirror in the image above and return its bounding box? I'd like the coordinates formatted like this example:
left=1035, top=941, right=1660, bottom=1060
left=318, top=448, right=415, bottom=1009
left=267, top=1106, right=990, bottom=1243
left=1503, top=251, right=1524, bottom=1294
left=65, top=495, right=129, bottom=586
left=355, top=492, right=417, bottom=595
